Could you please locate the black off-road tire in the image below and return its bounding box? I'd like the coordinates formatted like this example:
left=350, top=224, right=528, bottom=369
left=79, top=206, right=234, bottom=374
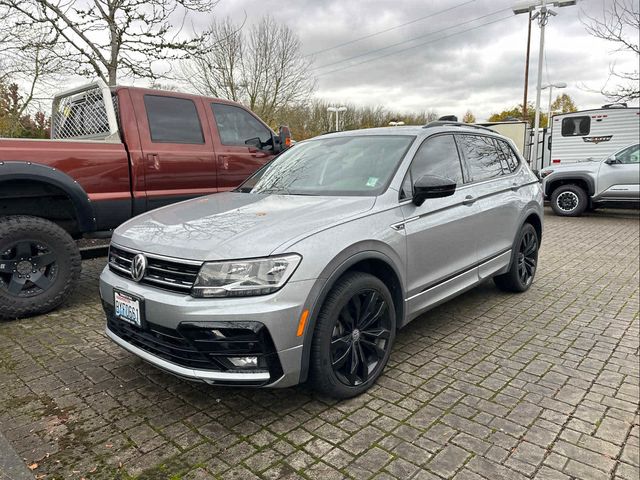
left=550, top=184, right=588, bottom=217
left=0, top=216, right=81, bottom=320
left=310, top=272, right=396, bottom=399
left=494, top=223, right=539, bottom=293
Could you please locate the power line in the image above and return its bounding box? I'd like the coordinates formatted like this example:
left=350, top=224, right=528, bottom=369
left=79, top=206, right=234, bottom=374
left=304, top=0, right=476, bottom=58
left=312, top=8, right=511, bottom=72
left=315, top=13, right=514, bottom=78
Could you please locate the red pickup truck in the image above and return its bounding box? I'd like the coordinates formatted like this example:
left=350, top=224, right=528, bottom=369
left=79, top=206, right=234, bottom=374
left=0, top=81, right=289, bottom=319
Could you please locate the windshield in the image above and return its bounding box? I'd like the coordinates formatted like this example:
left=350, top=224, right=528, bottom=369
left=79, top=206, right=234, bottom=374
left=238, top=135, right=415, bottom=196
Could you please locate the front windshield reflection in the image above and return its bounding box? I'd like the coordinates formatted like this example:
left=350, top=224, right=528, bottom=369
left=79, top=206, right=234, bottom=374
left=239, top=135, right=415, bottom=196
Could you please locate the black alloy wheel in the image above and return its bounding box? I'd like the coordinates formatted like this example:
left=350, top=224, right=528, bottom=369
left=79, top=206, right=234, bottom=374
left=0, top=216, right=81, bottom=320
left=330, top=289, right=392, bottom=387
left=556, top=191, right=579, bottom=213
left=550, top=184, right=587, bottom=217
left=310, top=272, right=396, bottom=399
left=0, top=241, right=58, bottom=297
left=516, top=228, right=538, bottom=287
left=494, top=222, right=539, bottom=293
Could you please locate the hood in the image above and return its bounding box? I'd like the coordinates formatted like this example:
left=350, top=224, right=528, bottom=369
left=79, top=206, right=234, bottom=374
left=112, top=192, right=376, bottom=260
left=542, top=161, right=601, bottom=174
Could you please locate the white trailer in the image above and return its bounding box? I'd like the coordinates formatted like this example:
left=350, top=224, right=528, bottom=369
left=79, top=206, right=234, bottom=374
left=479, top=121, right=530, bottom=157
left=547, top=105, right=640, bottom=166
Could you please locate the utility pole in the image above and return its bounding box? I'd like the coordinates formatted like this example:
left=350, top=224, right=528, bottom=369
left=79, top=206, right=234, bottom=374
left=522, top=10, right=532, bottom=121
left=512, top=0, right=577, bottom=168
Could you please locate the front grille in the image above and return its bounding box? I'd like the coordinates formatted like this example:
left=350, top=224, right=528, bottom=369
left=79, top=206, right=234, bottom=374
left=109, top=245, right=201, bottom=293
left=105, top=304, right=282, bottom=381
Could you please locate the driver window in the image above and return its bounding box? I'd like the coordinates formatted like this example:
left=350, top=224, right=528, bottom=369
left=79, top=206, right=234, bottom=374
left=615, top=144, right=640, bottom=164
left=401, top=135, right=463, bottom=199
left=211, top=103, right=272, bottom=149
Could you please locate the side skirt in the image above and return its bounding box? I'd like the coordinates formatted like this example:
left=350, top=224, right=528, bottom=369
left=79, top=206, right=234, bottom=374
left=403, top=249, right=512, bottom=326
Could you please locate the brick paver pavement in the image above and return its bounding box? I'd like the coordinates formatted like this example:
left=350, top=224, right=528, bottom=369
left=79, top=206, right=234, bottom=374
left=0, top=208, right=638, bottom=480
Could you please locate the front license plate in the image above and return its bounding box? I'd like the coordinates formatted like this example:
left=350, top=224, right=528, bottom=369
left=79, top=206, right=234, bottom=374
left=114, top=290, right=143, bottom=327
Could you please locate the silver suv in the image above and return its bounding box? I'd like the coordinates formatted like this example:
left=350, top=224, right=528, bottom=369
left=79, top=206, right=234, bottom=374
left=540, top=143, right=640, bottom=216
left=100, top=123, right=543, bottom=398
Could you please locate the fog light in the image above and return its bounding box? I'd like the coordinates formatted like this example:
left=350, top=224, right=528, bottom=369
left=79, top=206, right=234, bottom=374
left=228, top=356, right=258, bottom=368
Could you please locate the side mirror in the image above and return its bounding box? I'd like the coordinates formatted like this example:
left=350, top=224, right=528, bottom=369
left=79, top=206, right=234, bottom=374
left=245, top=137, right=262, bottom=150
left=412, top=174, right=457, bottom=206
left=277, top=125, right=292, bottom=153
left=605, top=156, right=618, bottom=165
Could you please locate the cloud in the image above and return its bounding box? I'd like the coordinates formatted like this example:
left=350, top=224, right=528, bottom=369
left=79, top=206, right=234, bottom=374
left=214, top=0, right=639, bottom=120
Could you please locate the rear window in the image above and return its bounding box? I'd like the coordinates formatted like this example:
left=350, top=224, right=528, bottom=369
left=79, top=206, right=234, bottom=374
left=144, top=95, right=204, bottom=144
left=561, top=116, right=590, bottom=136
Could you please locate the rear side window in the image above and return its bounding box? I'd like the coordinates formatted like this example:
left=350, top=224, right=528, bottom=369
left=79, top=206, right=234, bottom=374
left=496, top=139, right=520, bottom=173
left=456, top=135, right=504, bottom=182
left=561, top=116, right=590, bottom=136
left=144, top=95, right=204, bottom=144
left=211, top=103, right=272, bottom=147
left=401, top=135, right=463, bottom=198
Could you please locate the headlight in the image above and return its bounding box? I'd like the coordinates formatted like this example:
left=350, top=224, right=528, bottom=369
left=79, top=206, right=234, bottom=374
left=539, top=169, right=553, bottom=178
left=191, top=254, right=301, bottom=298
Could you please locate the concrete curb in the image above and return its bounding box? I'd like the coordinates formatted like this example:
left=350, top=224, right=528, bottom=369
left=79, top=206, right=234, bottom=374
left=0, top=429, right=34, bottom=480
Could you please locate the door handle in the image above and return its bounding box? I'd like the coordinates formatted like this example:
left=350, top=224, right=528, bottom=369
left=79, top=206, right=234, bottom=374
left=147, top=153, right=159, bottom=170
left=218, top=155, right=229, bottom=170
left=462, top=195, right=476, bottom=205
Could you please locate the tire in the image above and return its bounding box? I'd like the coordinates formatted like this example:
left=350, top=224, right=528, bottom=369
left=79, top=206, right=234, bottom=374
left=494, top=223, right=539, bottom=293
left=0, top=216, right=81, bottom=320
left=310, top=272, right=396, bottom=399
left=550, top=184, right=588, bottom=217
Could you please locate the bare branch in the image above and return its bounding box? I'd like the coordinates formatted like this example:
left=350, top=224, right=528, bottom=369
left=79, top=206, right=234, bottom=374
left=581, top=0, right=639, bottom=102
left=0, top=0, right=218, bottom=85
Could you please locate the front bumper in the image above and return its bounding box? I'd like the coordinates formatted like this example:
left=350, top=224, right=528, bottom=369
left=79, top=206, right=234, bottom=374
left=100, top=266, right=315, bottom=388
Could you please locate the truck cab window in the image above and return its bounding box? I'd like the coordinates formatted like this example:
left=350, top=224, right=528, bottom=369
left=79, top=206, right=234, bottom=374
left=212, top=103, right=272, bottom=149
left=614, top=144, right=640, bottom=164
left=144, top=95, right=204, bottom=144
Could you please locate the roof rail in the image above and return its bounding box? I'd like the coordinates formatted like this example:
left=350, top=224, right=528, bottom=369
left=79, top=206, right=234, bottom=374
left=423, top=121, right=496, bottom=133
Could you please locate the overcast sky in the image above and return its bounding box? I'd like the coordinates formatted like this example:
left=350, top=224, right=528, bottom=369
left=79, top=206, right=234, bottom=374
left=207, top=0, right=639, bottom=121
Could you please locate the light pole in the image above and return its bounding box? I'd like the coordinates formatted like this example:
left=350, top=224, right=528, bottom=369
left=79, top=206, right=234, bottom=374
left=327, top=106, right=347, bottom=131
left=513, top=0, right=576, bottom=167
left=542, top=81, right=567, bottom=124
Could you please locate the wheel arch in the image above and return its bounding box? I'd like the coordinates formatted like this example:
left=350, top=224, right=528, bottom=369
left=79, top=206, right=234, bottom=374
left=523, top=211, right=543, bottom=244
left=298, top=246, right=406, bottom=383
left=544, top=173, right=595, bottom=198
left=0, top=161, right=97, bottom=233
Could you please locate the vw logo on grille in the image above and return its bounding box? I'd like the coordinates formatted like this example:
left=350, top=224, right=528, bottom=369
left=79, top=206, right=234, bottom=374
left=130, top=254, right=147, bottom=282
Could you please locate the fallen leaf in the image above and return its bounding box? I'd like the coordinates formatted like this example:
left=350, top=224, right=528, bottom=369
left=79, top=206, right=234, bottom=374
left=28, top=463, right=38, bottom=470
left=89, top=466, right=97, bottom=473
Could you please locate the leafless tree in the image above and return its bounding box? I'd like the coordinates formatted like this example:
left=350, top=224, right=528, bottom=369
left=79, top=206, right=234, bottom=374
left=1, top=5, right=64, bottom=115
left=183, top=16, right=316, bottom=124
left=582, top=0, right=639, bottom=103
left=0, top=0, right=217, bottom=86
